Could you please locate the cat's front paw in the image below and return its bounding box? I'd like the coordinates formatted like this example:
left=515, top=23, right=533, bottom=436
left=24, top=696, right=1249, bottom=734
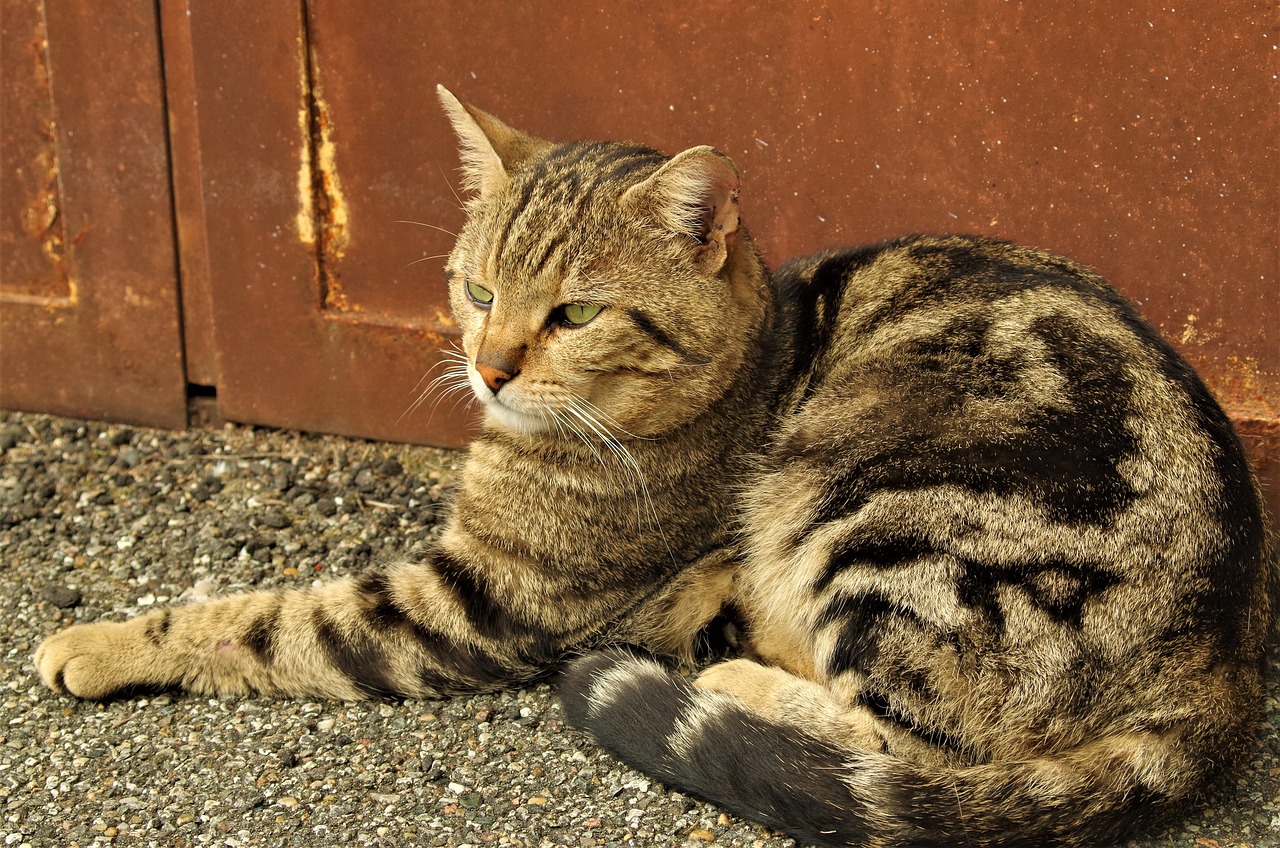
left=35, top=614, right=175, bottom=700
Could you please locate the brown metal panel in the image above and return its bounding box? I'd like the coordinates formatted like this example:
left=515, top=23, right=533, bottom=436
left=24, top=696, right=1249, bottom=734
left=185, top=1, right=1275, bottom=509
left=406, top=2, right=1278, bottom=414
left=0, top=0, right=69, bottom=302
left=158, top=0, right=218, bottom=390
left=0, top=0, right=186, bottom=428
left=186, top=1, right=470, bottom=446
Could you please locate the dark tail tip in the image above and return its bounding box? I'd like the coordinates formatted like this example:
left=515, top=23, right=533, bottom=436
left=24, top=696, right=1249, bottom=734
left=560, top=647, right=695, bottom=771
left=559, top=649, right=873, bottom=847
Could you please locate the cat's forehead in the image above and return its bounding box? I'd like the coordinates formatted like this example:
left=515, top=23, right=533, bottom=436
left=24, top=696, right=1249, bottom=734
left=507, top=140, right=668, bottom=200
left=462, top=141, right=669, bottom=283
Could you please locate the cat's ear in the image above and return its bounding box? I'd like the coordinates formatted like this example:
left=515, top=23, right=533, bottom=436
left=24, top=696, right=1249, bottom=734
left=622, top=146, right=741, bottom=274
left=437, top=85, right=553, bottom=200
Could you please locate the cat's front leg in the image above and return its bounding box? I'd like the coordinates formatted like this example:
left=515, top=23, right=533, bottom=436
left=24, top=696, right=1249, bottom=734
left=35, top=548, right=556, bottom=701
left=35, top=592, right=289, bottom=700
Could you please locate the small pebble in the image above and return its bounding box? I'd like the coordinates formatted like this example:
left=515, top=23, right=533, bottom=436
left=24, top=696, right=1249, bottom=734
left=41, top=585, right=82, bottom=609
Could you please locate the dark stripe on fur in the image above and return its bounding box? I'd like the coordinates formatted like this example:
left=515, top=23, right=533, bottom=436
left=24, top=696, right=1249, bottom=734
left=799, top=314, right=1139, bottom=531
left=433, top=551, right=563, bottom=657
left=597, top=145, right=665, bottom=185
left=561, top=650, right=1168, bottom=847
left=433, top=551, right=515, bottom=640
left=667, top=702, right=872, bottom=845
left=956, top=559, right=1121, bottom=631
left=625, top=308, right=706, bottom=364
left=503, top=143, right=662, bottom=276
left=859, top=237, right=1101, bottom=332
left=413, top=627, right=530, bottom=693
left=312, top=609, right=400, bottom=698
left=821, top=591, right=926, bottom=677
left=145, top=610, right=172, bottom=647
left=816, top=531, right=934, bottom=590
left=525, top=230, right=567, bottom=279
left=354, top=568, right=538, bottom=692
left=773, top=248, right=871, bottom=404
left=559, top=649, right=696, bottom=775
left=242, top=602, right=280, bottom=664
left=355, top=570, right=401, bottom=630
left=497, top=144, right=590, bottom=262
left=860, top=688, right=968, bottom=754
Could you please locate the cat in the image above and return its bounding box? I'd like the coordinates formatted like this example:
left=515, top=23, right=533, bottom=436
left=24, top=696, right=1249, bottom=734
left=35, top=87, right=1274, bottom=847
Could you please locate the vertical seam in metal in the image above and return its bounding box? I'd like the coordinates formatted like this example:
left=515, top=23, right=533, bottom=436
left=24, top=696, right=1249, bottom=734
left=151, top=0, right=196, bottom=419
left=298, top=0, right=331, bottom=308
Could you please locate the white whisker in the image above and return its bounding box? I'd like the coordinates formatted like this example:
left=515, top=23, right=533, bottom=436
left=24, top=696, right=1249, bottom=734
left=560, top=396, right=665, bottom=542
left=398, top=343, right=475, bottom=426
left=394, top=220, right=460, bottom=238
left=437, top=165, right=466, bottom=212
left=554, top=407, right=608, bottom=467
left=570, top=395, right=655, bottom=442
left=400, top=253, right=452, bottom=271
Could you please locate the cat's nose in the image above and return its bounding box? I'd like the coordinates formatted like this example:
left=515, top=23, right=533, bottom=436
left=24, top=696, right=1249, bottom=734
left=476, top=362, right=516, bottom=394
left=475, top=343, right=526, bottom=394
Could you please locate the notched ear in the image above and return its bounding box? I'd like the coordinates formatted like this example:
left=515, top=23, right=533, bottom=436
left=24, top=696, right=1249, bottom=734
left=622, top=145, right=742, bottom=274
left=437, top=85, right=554, bottom=200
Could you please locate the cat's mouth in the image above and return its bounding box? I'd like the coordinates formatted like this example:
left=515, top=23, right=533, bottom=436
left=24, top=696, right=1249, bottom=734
left=468, top=370, right=553, bottom=436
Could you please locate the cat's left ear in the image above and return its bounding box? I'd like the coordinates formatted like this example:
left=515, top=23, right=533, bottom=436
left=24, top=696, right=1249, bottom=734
left=622, top=146, right=741, bottom=274
left=437, top=85, right=553, bottom=200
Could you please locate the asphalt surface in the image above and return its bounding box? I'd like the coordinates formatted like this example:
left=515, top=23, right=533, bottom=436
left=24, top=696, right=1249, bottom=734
left=1, top=410, right=1277, bottom=847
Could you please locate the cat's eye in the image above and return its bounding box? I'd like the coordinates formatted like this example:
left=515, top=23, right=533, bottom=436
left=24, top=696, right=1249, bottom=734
left=560, top=303, right=603, bottom=326
left=466, top=280, right=494, bottom=306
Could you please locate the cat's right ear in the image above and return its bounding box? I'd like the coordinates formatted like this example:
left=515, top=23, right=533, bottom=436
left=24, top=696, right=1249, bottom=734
left=437, top=85, right=553, bottom=200
left=621, top=146, right=742, bottom=275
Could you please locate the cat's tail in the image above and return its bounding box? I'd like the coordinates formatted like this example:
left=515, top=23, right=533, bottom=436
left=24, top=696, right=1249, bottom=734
left=560, top=649, right=1188, bottom=848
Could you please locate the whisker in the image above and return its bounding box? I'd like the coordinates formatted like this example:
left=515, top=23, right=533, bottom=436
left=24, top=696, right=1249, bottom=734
left=393, top=220, right=460, bottom=238
left=398, top=355, right=474, bottom=426
left=562, top=397, right=664, bottom=537
left=407, top=343, right=468, bottom=395
left=407, top=356, right=451, bottom=397
left=437, top=165, right=466, bottom=212
left=571, top=395, right=655, bottom=442
left=555, top=409, right=607, bottom=467
left=400, top=253, right=452, bottom=272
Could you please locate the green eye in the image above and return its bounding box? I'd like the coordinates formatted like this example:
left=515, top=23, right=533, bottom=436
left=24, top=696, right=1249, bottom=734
left=561, top=303, right=603, bottom=326
left=466, top=280, right=494, bottom=305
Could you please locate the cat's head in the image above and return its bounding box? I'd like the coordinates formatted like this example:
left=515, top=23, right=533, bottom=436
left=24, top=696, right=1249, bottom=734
left=437, top=87, right=768, bottom=441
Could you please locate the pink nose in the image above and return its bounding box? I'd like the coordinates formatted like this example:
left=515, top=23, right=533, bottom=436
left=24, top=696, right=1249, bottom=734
left=476, top=362, right=514, bottom=393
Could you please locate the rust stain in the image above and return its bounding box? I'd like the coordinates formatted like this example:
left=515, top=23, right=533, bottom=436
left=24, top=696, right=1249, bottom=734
left=1177, top=312, right=1198, bottom=346
left=1210, top=354, right=1279, bottom=421
left=17, top=27, right=72, bottom=301
left=433, top=308, right=458, bottom=332
left=295, top=25, right=351, bottom=313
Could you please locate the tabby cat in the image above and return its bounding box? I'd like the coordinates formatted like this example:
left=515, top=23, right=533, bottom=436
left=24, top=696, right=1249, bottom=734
left=36, top=88, right=1274, bottom=847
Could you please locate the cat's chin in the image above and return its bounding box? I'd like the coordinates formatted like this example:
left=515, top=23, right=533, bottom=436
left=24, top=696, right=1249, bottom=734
left=480, top=397, right=552, bottom=437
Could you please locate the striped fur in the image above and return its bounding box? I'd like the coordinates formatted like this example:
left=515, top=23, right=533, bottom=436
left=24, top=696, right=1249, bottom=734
left=35, top=90, right=1274, bottom=846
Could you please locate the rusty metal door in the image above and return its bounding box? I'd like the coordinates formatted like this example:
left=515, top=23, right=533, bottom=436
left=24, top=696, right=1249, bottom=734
left=169, top=1, right=473, bottom=446
left=173, top=0, right=1276, bottom=490
left=3, top=1, right=1276, bottom=507
left=0, top=0, right=186, bottom=427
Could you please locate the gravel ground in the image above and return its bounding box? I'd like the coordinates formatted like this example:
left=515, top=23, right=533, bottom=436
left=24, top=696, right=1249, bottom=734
left=0, top=409, right=1276, bottom=848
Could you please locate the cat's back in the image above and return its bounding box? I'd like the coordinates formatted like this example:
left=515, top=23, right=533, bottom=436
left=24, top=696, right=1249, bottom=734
left=769, top=235, right=1263, bottom=547
left=744, top=234, right=1271, bottom=725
